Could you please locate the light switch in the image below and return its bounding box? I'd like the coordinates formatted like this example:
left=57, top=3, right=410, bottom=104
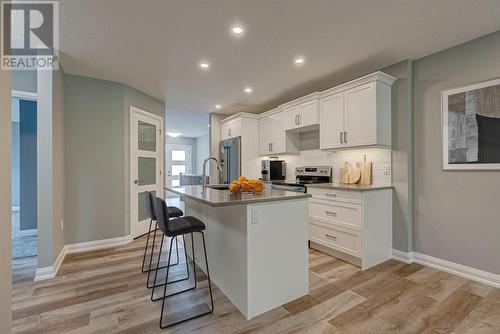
left=383, top=165, right=391, bottom=175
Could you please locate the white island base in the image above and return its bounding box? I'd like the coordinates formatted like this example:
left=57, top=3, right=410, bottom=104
left=183, top=196, right=309, bottom=320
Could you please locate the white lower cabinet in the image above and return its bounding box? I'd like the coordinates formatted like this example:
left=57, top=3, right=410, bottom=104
left=308, top=187, right=393, bottom=270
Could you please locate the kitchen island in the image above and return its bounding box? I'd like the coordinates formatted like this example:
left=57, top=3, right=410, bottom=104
left=165, top=185, right=311, bottom=320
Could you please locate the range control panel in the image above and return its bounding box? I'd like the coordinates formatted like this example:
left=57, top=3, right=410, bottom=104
left=295, top=166, right=331, bottom=177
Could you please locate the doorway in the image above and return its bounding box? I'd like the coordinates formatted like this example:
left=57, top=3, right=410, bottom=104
left=166, top=144, right=192, bottom=189
left=11, top=92, right=38, bottom=260
left=130, top=107, right=164, bottom=239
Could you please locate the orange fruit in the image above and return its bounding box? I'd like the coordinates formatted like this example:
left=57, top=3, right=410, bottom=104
left=229, top=182, right=240, bottom=193
left=237, top=176, right=248, bottom=183
left=240, top=181, right=249, bottom=191
left=254, top=182, right=264, bottom=193
left=247, top=183, right=256, bottom=192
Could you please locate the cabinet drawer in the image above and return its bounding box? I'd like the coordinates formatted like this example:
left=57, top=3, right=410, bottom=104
left=310, top=200, right=361, bottom=230
left=309, top=222, right=361, bottom=258
left=308, top=188, right=362, bottom=204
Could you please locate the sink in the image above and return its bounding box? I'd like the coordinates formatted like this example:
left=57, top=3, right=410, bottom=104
left=206, top=184, right=230, bottom=190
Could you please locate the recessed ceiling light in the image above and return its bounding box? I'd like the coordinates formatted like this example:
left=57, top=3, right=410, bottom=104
left=294, top=56, right=305, bottom=65
left=215, top=104, right=221, bottom=109
left=244, top=87, right=253, bottom=94
left=167, top=132, right=182, bottom=137
left=231, top=25, right=244, bottom=35
left=199, top=61, right=210, bottom=70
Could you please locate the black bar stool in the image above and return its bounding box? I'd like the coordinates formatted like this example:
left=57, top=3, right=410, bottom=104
left=142, top=192, right=188, bottom=289
left=151, top=197, right=214, bottom=329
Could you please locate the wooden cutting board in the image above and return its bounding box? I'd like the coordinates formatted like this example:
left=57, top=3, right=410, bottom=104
left=340, top=162, right=361, bottom=184
left=357, top=156, right=372, bottom=185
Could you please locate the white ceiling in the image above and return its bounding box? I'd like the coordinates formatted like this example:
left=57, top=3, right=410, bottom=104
left=59, top=0, right=500, bottom=135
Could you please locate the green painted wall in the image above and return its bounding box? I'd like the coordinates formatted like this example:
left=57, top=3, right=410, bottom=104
left=64, top=75, right=165, bottom=244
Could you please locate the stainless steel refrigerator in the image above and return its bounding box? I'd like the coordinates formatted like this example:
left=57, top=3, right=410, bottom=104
left=219, top=136, right=241, bottom=184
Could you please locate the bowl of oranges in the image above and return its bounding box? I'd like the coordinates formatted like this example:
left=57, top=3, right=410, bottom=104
left=229, top=176, right=265, bottom=194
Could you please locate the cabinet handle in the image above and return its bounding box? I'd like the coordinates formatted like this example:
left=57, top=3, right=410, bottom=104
left=325, top=193, right=337, bottom=197
left=297, top=114, right=301, bottom=125
left=270, top=143, right=273, bottom=152
left=294, top=115, right=298, bottom=125
left=344, top=131, right=347, bottom=144
left=325, top=234, right=337, bottom=241
left=269, top=143, right=273, bottom=152
left=325, top=211, right=337, bottom=217
left=340, top=132, right=343, bottom=144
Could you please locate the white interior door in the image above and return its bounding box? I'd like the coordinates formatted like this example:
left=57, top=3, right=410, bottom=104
left=166, top=144, right=192, bottom=191
left=130, top=107, right=163, bottom=238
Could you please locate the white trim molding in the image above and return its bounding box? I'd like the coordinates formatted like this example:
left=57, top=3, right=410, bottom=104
left=392, top=249, right=500, bottom=289
left=18, top=229, right=37, bottom=237
left=64, top=235, right=133, bottom=255
left=11, top=89, right=37, bottom=100
left=34, top=235, right=133, bottom=281
left=34, top=246, right=66, bottom=281
left=392, top=249, right=414, bottom=264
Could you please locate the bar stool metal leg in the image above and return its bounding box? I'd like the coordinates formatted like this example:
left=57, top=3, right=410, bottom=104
left=144, top=221, right=180, bottom=275
left=148, top=234, right=190, bottom=291
left=141, top=218, right=155, bottom=273
left=158, top=231, right=214, bottom=329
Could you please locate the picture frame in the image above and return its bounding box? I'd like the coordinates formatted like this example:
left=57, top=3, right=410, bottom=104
left=442, top=77, right=500, bottom=170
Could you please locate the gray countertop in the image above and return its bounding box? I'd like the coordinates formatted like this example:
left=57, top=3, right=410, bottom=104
left=306, top=183, right=394, bottom=191
left=165, top=185, right=311, bottom=207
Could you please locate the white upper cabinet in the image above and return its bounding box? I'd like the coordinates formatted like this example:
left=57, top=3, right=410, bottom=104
left=259, top=109, right=299, bottom=155
left=319, top=92, right=344, bottom=149
left=344, top=82, right=376, bottom=147
left=221, top=118, right=241, bottom=140
left=282, top=93, right=320, bottom=131
left=320, top=72, right=396, bottom=150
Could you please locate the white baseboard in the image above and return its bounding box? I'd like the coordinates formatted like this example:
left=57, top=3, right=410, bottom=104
left=64, top=234, right=133, bottom=255
left=34, top=246, right=66, bottom=281
left=18, top=228, right=37, bottom=237
left=34, top=235, right=133, bottom=281
left=392, top=249, right=500, bottom=289
left=392, top=249, right=414, bottom=264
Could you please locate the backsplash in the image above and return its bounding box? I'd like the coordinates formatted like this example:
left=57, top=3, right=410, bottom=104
left=267, top=147, right=392, bottom=186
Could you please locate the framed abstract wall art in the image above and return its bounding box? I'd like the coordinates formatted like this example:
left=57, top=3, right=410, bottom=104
left=442, top=77, right=500, bottom=170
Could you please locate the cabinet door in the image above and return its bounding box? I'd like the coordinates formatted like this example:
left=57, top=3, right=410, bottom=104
left=221, top=122, right=230, bottom=140
left=283, top=106, right=298, bottom=130
left=270, top=112, right=285, bottom=153
left=259, top=117, right=273, bottom=155
left=344, top=83, right=376, bottom=147
left=320, top=93, right=344, bottom=149
left=296, top=100, right=319, bottom=128
left=221, top=119, right=241, bottom=140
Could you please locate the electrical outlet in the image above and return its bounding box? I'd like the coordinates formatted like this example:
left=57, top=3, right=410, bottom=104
left=383, top=165, right=391, bottom=176
left=60, top=219, right=64, bottom=230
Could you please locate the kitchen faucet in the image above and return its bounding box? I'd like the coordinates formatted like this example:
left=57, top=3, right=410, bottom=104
left=202, top=157, right=221, bottom=191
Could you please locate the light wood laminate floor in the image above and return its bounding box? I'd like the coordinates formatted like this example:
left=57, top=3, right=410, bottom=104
left=12, top=235, right=500, bottom=333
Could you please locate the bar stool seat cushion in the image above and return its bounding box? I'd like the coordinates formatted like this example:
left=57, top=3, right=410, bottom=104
left=167, top=206, right=183, bottom=218
left=167, top=216, right=206, bottom=237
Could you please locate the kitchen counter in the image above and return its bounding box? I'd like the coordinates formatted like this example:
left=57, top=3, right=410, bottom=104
left=306, top=183, right=394, bottom=191
left=165, top=184, right=310, bottom=320
left=165, top=185, right=311, bottom=207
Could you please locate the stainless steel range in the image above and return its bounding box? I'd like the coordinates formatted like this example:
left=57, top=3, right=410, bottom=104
left=271, top=166, right=332, bottom=193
